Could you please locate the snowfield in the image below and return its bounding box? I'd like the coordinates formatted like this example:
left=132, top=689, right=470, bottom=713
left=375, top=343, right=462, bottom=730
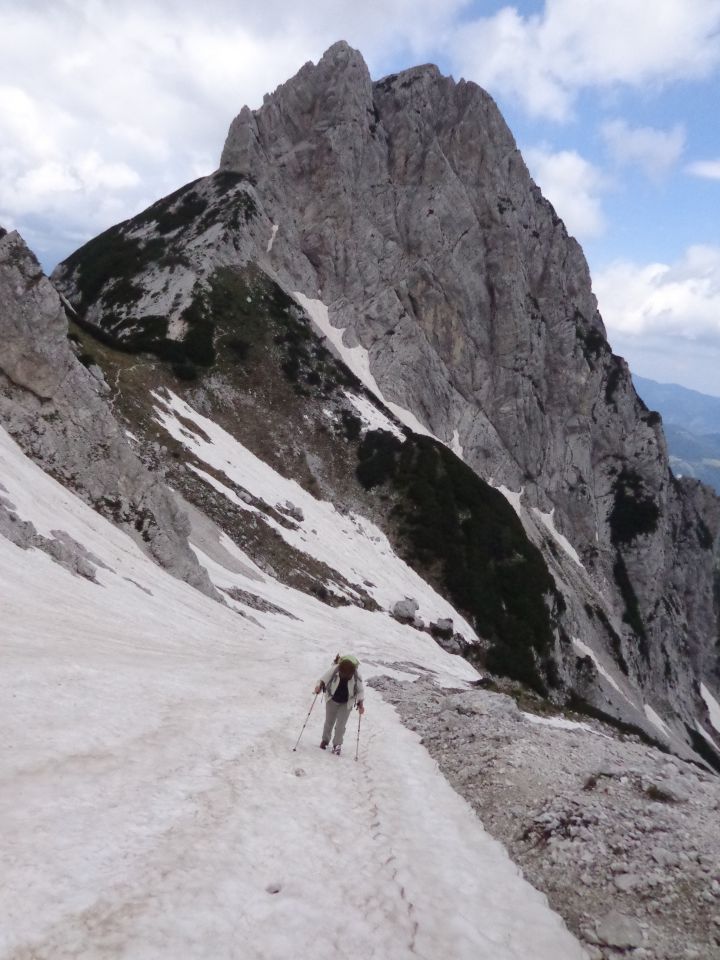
left=0, top=425, right=586, bottom=959
left=151, top=388, right=475, bottom=633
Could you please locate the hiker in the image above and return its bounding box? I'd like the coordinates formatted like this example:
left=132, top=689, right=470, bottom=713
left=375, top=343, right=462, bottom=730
left=314, top=654, right=365, bottom=755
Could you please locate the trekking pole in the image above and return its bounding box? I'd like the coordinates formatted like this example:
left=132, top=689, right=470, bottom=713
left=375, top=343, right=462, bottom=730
left=355, top=710, right=362, bottom=762
left=292, top=692, right=319, bottom=752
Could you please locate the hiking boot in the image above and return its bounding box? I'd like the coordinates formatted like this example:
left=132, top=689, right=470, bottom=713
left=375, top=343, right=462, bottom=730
left=332, top=744, right=341, bottom=756
left=320, top=740, right=328, bottom=749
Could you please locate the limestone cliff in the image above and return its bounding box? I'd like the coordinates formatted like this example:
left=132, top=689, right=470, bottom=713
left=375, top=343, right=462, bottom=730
left=218, top=42, right=720, bottom=746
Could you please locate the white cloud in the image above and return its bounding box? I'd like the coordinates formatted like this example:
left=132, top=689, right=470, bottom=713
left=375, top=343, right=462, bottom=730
left=600, top=119, right=685, bottom=181
left=524, top=147, right=608, bottom=239
left=75, top=153, right=141, bottom=192
left=451, top=0, right=720, bottom=120
left=0, top=0, right=467, bottom=268
left=16, top=162, right=80, bottom=200
left=594, top=246, right=720, bottom=395
left=0, top=84, right=77, bottom=161
left=686, top=158, right=720, bottom=179
left=1, top=0, right=719, bottom=272
left=594, top=245, right=720, bottom=340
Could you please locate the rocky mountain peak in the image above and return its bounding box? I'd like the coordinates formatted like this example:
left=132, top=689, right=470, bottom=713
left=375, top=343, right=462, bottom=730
left=316, top=38, right=369, bottom=74
left=221, top=40, right=374, bottom=178
left=221, top=43, right=514, bottom=215
left=220, top=43, right=602, bottom=489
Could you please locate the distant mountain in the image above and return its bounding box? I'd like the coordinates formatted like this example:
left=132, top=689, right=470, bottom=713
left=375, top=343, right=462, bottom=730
left=633, top=376, right=720, bottom=493
left=633, top=375, right=720, bottom=435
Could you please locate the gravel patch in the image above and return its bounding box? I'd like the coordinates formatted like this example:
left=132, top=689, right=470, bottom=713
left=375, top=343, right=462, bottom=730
left=371, top=675, right=720, bottom=960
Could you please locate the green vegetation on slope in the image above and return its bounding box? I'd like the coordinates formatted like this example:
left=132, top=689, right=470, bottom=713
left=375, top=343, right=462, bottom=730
left=574, top=309, right=608, bottom=363
left=357, top=429, right=560, bottom=693
left=62, top=226, right=167, bottom=312
left=606, top=467, right=661, bottom=656
left=60, top=172, right=258, bottom=320
left=609, top=468, right=660, bottom=546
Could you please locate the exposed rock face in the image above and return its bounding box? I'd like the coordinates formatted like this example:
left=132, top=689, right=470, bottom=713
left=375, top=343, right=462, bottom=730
left=51, top=42, right=720, bottom=760
left=392, top=598, right=420, bottom=622
left=221, top=41, right=602, bottom=492
left=0, top=229, right=216, bottom=597
left=218, top=42, right=720, bottom=750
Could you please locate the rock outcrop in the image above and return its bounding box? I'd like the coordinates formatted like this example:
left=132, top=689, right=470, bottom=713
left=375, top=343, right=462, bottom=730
left=0, top=229, right=215, bottom=596
left=218, top=41, right=720, bottom=750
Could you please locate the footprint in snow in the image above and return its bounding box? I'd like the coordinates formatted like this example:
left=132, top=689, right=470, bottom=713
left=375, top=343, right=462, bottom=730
left=266, top=882, right=282, bottom=895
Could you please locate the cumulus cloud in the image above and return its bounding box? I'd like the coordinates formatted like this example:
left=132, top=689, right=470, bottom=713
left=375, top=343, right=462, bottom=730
left=594, top=245, right=720, bottom=340
left=686, top=158, right=720, bottom=179
left=0, top=0, right=465, bottom=267
left=524, top=147, right=608, bottom=239
left=451, top=0, right=720, bottom=120
left=593, top=246, right=720, bottom=394
left=3, top=0, right=720, bottom=271
left=600, top=119, right=685, bottom=181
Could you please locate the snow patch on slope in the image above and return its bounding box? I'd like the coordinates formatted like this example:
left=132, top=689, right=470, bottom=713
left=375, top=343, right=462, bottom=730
left=522, top=712, right=610, bottom=738
left=450, top=429, right=464, bottom=459
left=573, top=637, right=634, bottom=705
left=532, top=508, right=584, bottom=568
left=696, top=720, right=720, bottom=750
left=495, top=484, right=524, bottom=518
left=151, top=389, right=474, bottom=635
left=491, top=488, right=586, bottom=576
left=0, top=425, right=140, bottom=579
left=293, top=292, right=436, bottom=439
left=644, top=704, right=670, bottom=739
left=266, top=223, right=278, bottom=252
left=701, top=683, right=720, bottom=735
left=344, top=390, right=405, bottom=440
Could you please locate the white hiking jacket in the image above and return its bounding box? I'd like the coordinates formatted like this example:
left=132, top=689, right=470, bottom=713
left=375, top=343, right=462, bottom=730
left=318, top=665, right=365, bottom=707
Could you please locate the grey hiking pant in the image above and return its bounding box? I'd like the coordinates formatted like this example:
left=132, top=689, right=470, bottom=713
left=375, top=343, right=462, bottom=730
left=322, top=699, right=353, bottom=746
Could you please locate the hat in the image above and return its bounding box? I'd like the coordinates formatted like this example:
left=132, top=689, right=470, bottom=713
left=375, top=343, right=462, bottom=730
left=338, top=656, right=358, bottom=679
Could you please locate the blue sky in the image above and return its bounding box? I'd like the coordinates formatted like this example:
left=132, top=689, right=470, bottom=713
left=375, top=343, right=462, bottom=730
left=2, top=0, right=719, bottom=394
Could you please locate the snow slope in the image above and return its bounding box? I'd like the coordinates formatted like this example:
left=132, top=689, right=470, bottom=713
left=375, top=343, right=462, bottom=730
left=151, top=388, right=473, bottom=633
left=343, top=389, right=405, bottom=441
left=0, top=425, right=586, bottom=960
